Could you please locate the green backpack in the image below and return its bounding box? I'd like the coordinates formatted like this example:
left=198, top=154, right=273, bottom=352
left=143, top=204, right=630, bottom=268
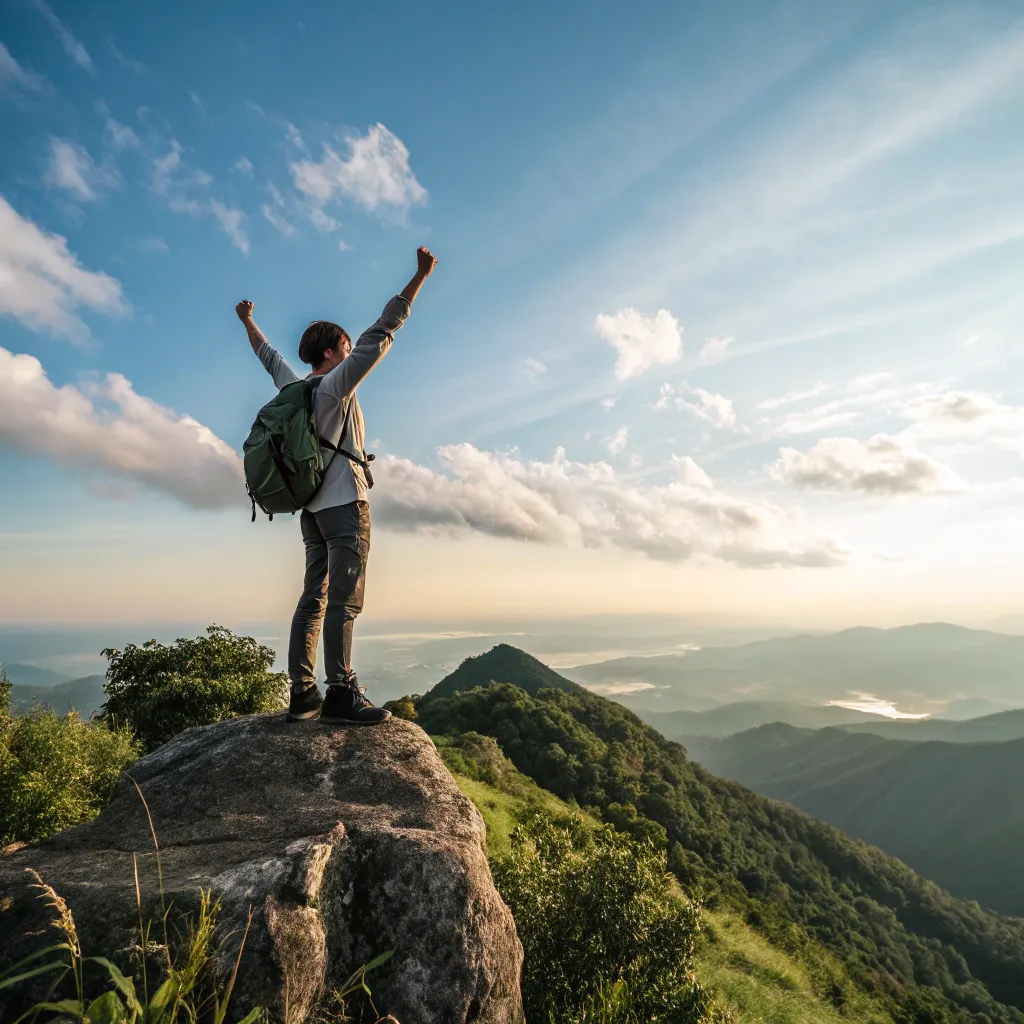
left=242, top=378, right=372, bottom=521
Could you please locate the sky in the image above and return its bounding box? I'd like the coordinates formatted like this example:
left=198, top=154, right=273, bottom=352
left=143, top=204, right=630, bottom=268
left=2, top=0, right=1024, bottom=629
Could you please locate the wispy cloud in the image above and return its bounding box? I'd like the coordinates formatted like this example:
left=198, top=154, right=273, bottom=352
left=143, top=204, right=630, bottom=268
left=151, top=140, right=249, bottom=253
left=290, top=123, right=427, bottom=215
left=98, top=104, right=141, bottom=151
left=523, top=357, right=547, bottom=382
left=31, top=0, right=93, bottom=72
left=595, top=307, right=682, bottom=380
left=233, top=156, right=254, bottom=176
left=606, top=426, right=628, bottom=455
left=108, top=41, right=145, bottom=74
left=373, top=443, right=844, bottom=568
left=0, top=196, right=128, bottom=341
left=655, top=383, right=738, bottom=429
left=45, top=138, right=120, bottom=202
left=0, top=346, right=242, bottom=508
left=260, top=182, right=296, bottom=237
left=0, top=41, right=48, bottom=92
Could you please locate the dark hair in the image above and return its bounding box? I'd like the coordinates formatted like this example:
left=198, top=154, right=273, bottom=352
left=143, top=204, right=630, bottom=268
left=298, top=320, right=351, bottom=366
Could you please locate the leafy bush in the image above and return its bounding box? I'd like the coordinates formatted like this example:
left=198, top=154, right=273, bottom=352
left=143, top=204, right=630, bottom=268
left=0, top=670, right=140, bottom=846
left=101, top=626, right=288, bottom=752
left=492, top=813, right=717, bottom=1024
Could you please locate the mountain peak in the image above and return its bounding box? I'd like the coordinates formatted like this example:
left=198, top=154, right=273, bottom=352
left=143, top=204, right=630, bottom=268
left=425, top=644, right=584, bottom=702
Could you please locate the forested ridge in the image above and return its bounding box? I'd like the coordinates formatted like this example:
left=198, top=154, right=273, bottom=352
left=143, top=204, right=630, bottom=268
left=415, top=646, right=1024, bottom=1024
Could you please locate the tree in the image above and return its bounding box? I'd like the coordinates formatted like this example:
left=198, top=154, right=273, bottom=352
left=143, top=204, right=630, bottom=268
left=493, top=813, right=716, bottom=1024
left=101, top=625, right=288, bottom=752
left=0, top=667, right=140, bottom=845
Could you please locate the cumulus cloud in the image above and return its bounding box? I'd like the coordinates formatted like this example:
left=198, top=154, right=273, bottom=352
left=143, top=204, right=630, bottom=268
left=768, top=435, right=962, bottom=495
left=31, top=0, right=93, bottom=72
left=0, top=196, right=127, bottom=340
left=606, top=427, right=628, bottom=455
left=290, top=123, right=427, bottom=214
left=0, top=41, right=48, bottom=91
left=45, top=138, right=119, bottom=201
left=371, top=444, right=843, bottom=568
left=655, top=383, right=737, bottom=429
left=698, top=335, right=733, bottom=364
left=595, top=307, right=682, bottom=380
left=901, top=391, right=1024, bottom=450
left=671, top=454, right=713, bottom=488
left=0, top=346, right=243, bottom=508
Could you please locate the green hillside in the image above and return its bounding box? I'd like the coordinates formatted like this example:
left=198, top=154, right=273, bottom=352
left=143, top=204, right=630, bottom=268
left=565, top=623, right=1024, bottom=712
left=684, top=722, right=1024, bottom=915
left=419, top=646, right=1024, bottom=1024
left=440, top=733, right=895, bottom=1024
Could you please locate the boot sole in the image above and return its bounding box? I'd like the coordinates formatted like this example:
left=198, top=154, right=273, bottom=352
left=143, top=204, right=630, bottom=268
left=286, top=708, right=322, bottom=721
left=319, top=714, right=392, bottom=727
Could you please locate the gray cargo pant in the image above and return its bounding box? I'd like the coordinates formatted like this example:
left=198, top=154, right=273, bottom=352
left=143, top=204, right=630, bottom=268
left=288, top=500, right=370, bottom=689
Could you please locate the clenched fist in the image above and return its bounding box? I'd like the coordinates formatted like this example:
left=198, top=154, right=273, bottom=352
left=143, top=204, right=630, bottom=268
left=416, top=246, right=438, bottom=277
left=235, top=300, right=254, bottom=322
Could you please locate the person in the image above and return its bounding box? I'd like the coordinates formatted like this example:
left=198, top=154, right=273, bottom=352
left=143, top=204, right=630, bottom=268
left=236, top=245, right=438, bottom=725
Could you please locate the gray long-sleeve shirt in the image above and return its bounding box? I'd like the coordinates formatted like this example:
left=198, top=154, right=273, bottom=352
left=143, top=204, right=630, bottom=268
left=257, top=294, right=410, bottom=511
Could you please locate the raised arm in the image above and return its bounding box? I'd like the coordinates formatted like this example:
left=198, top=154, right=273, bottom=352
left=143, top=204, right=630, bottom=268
left=318, top=247, right=437, bottom=402
left=236, top=300, right=300, bottom=390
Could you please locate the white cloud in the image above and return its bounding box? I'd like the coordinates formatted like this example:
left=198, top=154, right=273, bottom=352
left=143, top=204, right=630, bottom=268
left=902, top=390, right=1024, bottom=450
left=108, top=41, right=145, bottom=74
left=45, top=139, right=119, bottom=202
left=758, top=382, right=832, bottom=410
left=523, top=357, right=547, bottom=382
left=848, top=371, right=894, bottom=393
left=31, top=0, right=93, bottom=72
left=595, top=307, right=682, bottom=380
left=209, top=201, right=249, bottom=255
left=965, top=333, right=981, bottom=347
left=307, top=207, right=341, bottom=233
left=600, top=396, right=618, bottom=410
left=671, top=454, right=713, bottom=488
left=151, top=141, right=249, bottom=253
left=768, top=435, right=962, bottom=496
left=0, top=346, right=243, bottom=508
left=131, top=237, right=168, bottom=252
left=103, top=115, right=141, bottom=152
left=337, top=239, right=352, bottom=252
left=606, top=427, right=628, bottom=455
left=233, top=156, right=254, bottom=176
left=284, top=121, right=307, bottom=153
left=189, top=91, right=205, bottom=117
left=698, top=335, right=733, bottom=363
left=290, top=123, right=427, bottom=215
left=372, top=443, right=843, bottom=567
left=654, top=383, right=737, bottom=429
left=0, top=41, right=47, bottom=91
left=0, top=196, right=127, bottom=340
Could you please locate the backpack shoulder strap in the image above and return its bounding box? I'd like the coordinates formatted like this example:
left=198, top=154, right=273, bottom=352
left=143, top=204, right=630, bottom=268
left=311, top=377, right=357, bottom=477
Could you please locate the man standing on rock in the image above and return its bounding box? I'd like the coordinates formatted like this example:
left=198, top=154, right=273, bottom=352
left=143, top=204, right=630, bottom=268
left=235, top=246, right=438, bottom=725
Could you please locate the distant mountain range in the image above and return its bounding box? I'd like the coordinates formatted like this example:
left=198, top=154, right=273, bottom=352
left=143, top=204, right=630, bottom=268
left=565, top=622, right=1024, bottom=713
left=9, top=675, right=106, bottom=717
left=684, top=722, right=1024, bottom=916
left=642, top=700, right=1024, bottom=743
left=1, top=662, right=69, bottom=687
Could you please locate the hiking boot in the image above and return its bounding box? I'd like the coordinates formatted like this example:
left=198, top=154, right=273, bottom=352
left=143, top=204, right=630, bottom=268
left=287, top=683, right=323, bottom=722
left=320, top=680, right=392, bottom=726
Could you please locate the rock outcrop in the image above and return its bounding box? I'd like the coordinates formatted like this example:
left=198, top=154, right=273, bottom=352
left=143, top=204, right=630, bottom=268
left=0, top=715, right=523, bottom=1024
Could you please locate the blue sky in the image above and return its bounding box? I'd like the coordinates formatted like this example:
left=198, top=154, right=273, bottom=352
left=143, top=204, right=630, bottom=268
left=2, top=0, right=1024, bottom=628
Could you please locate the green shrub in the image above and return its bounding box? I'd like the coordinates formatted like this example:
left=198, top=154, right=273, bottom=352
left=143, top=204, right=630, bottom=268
left=492, top=813, right=718, bottom=1024
left=0, top=671, right=140, bottom=846
left=101, top=626, right=288, bottom=752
